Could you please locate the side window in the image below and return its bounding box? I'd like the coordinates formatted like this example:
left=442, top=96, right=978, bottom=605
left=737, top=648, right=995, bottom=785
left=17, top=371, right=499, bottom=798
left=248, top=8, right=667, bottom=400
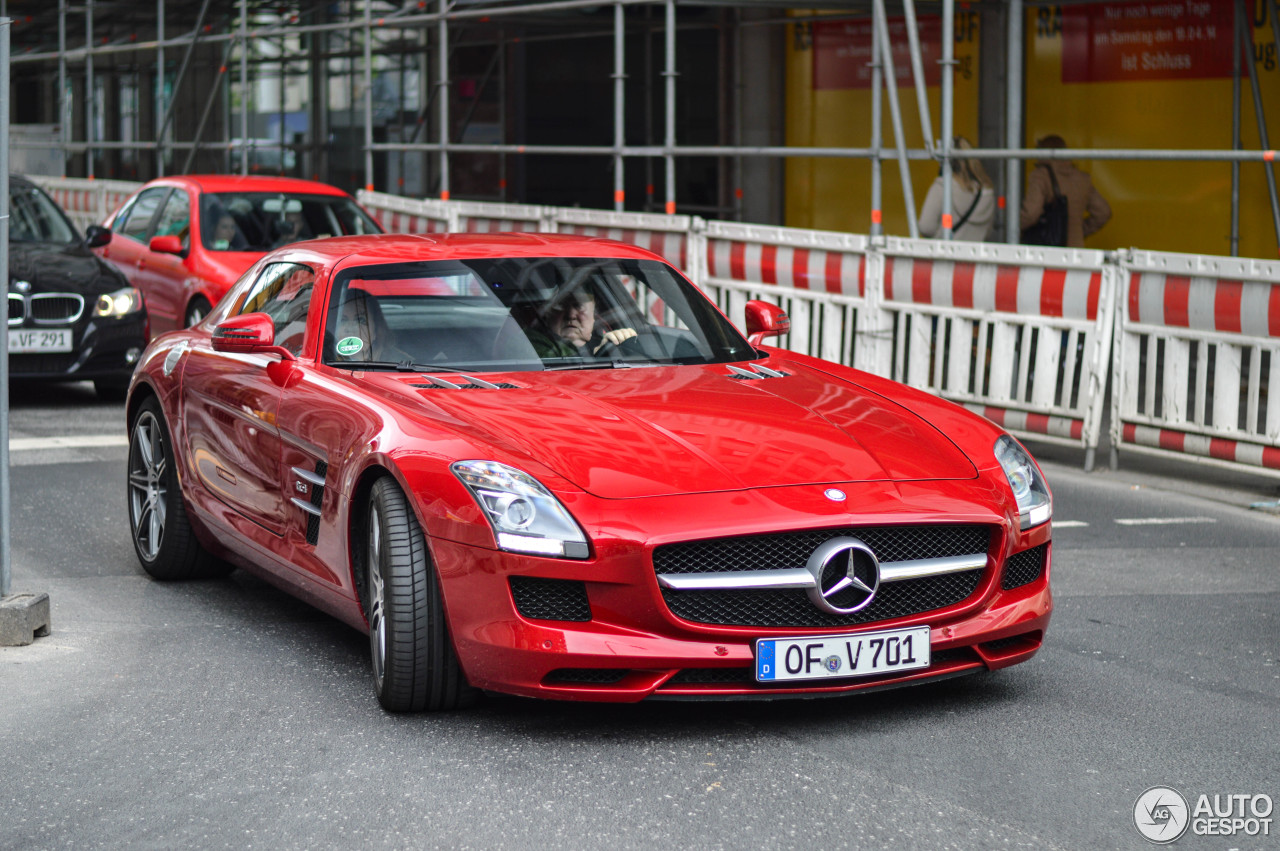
left=236, top=262, right=316, bottom=356
left=116, top=188, right=168, bottom=244
left=152, top=190, right=191, bottom=251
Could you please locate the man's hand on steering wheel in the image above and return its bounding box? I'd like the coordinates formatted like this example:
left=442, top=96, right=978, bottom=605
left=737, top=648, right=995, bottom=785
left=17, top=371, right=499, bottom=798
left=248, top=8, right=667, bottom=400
left=592, top=327, right=638, bottom=355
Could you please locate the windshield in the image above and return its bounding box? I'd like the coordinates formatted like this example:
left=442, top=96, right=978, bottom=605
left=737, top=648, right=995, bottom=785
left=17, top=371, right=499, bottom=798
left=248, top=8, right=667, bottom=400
left=323, top=257, right=755, bottom=372
left=199, top=191, right=381, bottom=252
left=10, top=184, right=78, bottom=244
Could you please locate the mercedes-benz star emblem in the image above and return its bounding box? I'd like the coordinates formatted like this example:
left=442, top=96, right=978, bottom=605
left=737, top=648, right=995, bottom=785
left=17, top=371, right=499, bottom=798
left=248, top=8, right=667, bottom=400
left=804, top=536, right=880, bottom=615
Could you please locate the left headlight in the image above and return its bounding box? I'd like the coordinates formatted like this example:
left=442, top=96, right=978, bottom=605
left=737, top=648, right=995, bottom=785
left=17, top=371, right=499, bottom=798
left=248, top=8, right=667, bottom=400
left=94, top=287, right=144, bottom=318
left=995, top=435, right=1052, bottom=530
left=451, top=460, right=590, bottom=559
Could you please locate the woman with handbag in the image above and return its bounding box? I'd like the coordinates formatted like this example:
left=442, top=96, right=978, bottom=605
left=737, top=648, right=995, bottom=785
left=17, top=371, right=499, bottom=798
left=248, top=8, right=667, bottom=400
left=918, top=136, right=996, bottom=242
left=1019, top=134, right=1112, bottom=248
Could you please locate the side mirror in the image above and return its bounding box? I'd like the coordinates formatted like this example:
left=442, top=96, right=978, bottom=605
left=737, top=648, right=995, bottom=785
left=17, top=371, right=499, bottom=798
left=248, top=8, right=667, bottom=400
left=84, top=224, right=112, bottom=249
left=149, top=234, right=185, bottom=256
left=211, top=312, right=295, bottom=361
left=744, top=300, right=791, bottom=346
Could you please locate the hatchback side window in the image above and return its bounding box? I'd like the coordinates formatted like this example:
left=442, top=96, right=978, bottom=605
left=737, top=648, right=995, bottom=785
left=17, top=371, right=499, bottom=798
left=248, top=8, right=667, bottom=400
left=234, top=262, right=316, bottom=357
left=153, top=190, right=191, bottom=251
left=116, top=188, right=168, bottom=244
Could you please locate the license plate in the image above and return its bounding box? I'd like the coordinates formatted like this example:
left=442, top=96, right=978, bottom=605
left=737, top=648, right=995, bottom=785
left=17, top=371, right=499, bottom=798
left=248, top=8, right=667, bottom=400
left=755, top=626, right=930, bottom=682
left=8, top=329, right=73, bottom=353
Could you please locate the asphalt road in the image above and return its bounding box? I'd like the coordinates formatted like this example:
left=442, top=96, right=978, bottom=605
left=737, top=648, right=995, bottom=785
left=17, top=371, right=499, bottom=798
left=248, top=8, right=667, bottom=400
left=2, top=382, right=1278, bottom=850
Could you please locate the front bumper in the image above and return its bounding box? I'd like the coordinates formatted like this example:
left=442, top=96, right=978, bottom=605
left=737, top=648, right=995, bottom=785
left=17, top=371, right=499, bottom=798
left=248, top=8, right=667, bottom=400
left=8, top=315, right=147, bottom=382
left=431, top=521, right=1052, bottom=703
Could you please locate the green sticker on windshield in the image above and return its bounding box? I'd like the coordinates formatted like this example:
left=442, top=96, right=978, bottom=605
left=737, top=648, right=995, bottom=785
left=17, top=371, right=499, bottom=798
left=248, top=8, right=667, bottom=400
left=336, top=336, right=364, bottom=357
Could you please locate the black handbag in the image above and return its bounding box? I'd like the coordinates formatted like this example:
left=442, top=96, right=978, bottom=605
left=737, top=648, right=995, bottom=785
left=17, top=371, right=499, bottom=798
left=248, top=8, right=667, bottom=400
left=1021, top=166, right=1069, bottom=246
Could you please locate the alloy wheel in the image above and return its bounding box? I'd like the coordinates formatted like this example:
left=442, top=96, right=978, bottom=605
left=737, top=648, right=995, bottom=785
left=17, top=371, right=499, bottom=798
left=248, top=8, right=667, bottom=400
left=128, top=411, right=168, bottom=562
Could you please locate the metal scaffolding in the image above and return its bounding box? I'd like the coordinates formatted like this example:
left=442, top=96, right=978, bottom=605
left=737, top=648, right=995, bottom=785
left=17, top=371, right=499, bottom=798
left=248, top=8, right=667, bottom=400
left=6, top=0, right=1279, bottom=251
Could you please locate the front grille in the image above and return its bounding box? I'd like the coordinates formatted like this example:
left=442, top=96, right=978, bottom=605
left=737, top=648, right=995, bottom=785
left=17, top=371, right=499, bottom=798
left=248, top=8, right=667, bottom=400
left=661, top=570, right=983, bottom=628
left=509, top=576, right=592, bottom=622
left=30, top=294, right=84, bottom=324
left=7, top=294, right=24, bottom=325
left=654, top=525, right=991, bottom=628
left=653, top=525, right=990, bottom=575
left=1001, top=545, right=1046, bottom=590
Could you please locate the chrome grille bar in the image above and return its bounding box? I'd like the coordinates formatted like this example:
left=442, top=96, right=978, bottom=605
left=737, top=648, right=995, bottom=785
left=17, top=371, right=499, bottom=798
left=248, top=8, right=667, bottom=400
left=656, top=553, right=987, bottom=591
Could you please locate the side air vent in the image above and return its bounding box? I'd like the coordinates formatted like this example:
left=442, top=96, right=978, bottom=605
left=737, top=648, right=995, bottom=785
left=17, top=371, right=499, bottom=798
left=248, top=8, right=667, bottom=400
left=411, top=375, right=519, bottom=390
left=726, top=363, right=789, bottom=381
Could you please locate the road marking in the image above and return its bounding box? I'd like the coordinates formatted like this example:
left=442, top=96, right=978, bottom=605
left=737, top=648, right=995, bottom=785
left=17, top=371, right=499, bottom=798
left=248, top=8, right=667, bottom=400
left=1053, top=520, right=1089, bottom=528
left=1114, top=516, right=1217, bottom=526
left=9, top=435, right=128, bottom=451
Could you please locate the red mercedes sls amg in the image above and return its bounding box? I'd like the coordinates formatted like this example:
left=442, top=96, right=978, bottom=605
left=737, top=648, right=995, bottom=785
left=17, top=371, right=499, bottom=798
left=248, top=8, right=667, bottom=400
left=125, top=233, right=1052, bottom=711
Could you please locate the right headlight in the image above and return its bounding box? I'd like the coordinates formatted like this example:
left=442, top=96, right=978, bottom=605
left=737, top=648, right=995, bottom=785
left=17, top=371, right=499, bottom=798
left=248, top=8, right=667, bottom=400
left=94, top=287, right=144, bottom=318
left=995, top=435, right=1052, bottom=530
left=451, top=460, right=590, bottom=559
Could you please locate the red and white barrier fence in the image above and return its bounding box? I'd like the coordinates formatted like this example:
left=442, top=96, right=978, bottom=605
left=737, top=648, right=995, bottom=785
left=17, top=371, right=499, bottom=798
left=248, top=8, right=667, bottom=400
left=30, top=175, right=1280, bottom=476
left=878, top=238, right=1119, bottom=470
left=700, top=221, right=870, bottom=368
left=1114, top=250, right=1280, bottom=475
left=36, top=177, right=138, bottom=232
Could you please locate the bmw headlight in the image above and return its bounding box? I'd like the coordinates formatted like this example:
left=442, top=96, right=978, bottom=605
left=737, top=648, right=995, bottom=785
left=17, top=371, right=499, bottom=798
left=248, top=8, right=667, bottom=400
left=94, top=287, right=144, bottom=318
left=995, top=435, right=1052, bottom=530
left=452, top=460, right=590, bottom=559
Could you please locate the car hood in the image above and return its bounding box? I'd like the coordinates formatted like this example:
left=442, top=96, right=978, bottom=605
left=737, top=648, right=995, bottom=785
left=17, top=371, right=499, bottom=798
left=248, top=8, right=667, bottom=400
left=9, top=241, right=128, bottom=295
left=398, top=362, right=977, bottom=499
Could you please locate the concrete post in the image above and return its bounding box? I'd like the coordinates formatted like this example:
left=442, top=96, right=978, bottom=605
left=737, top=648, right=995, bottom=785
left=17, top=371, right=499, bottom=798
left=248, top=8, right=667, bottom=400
left=0, top=16, right=53, bottom=646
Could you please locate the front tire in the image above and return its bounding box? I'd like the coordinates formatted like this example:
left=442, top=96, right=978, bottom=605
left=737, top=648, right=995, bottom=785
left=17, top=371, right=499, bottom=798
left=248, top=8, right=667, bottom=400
left=185, top=296, right=212, bottom=328
left=127, top=397, right=230, bottom=580
left=365, top=477, right=476, bottom=712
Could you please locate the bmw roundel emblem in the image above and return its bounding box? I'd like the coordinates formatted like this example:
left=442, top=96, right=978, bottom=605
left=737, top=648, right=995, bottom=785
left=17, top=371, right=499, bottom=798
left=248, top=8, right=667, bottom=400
left=12, top=280, right=31, bottom=293
left=824, top=488, right=846, bottom=502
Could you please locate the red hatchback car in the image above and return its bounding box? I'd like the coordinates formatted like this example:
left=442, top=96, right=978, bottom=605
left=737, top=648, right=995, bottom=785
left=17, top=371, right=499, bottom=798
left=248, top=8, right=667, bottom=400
left=124, top=234, right=1053, bottom=712
left=96, top=175, right=381, bottom=334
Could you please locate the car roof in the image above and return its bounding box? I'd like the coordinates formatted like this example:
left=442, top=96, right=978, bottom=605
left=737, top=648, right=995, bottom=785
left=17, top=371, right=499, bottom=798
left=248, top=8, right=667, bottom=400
left=147, top=174, right=352, bottom=196
left=296, top=233, right=673, bottom=266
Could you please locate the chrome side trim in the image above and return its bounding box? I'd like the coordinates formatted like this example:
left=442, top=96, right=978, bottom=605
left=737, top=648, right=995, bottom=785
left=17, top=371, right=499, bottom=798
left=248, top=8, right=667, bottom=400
left=290, top=497, right=322, bottom=517
left=877, top=553, right=988, bottom=582
left=657, top=567, right=814, bottom=591
left=656, top=553, right=987, bottom=592
left=291, top=466, right=325, bottom=487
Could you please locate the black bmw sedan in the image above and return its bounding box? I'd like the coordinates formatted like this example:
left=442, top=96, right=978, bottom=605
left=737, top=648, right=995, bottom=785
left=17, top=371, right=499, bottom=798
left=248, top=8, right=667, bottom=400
left=7, top=175, right=148, bottom=400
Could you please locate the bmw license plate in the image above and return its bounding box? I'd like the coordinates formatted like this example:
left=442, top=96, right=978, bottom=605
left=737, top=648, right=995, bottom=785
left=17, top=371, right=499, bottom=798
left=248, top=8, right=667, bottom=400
left=8, top=329, right=72, bottom=353
left=755, top=626, right=930, bottom=682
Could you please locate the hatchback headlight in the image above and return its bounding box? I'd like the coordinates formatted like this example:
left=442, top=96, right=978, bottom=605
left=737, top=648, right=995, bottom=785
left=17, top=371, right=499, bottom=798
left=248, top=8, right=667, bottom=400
left=94, top=287, right=144, bottom=318
left=995, top=435, right=1052, bottom=530
left=452, top=460, right=590, bottom=559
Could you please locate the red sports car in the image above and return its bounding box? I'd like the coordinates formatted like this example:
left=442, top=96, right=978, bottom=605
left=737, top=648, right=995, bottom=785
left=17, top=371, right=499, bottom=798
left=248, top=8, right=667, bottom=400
left=124, top=234, right=1052, bottom=712
left=96, top=174, right=381, bottom=334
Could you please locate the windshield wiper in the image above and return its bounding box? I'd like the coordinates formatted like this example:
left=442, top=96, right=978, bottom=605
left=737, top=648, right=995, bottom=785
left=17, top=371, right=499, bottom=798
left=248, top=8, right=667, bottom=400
left=328, top=360, right=475, bottom=374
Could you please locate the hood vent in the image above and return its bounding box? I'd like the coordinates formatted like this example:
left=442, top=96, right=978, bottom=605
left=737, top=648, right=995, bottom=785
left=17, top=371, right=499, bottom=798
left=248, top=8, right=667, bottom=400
left=412, top=375, right=519, bottom=390
left=726, top=363, right=789, bottom=381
